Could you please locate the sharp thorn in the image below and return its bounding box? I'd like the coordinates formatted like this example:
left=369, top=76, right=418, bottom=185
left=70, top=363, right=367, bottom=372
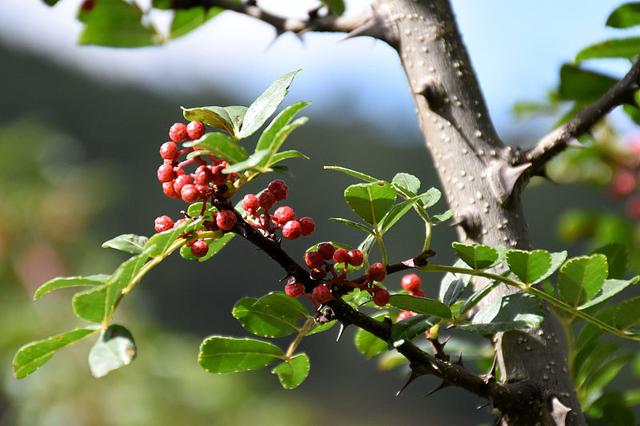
left=395, top=368, right=422, bottom=397
left=336, top=322, right=348, bottom=342
left=454, top=352, right=464, bottom=367
left=424, top=380, right=448, bottom=398
left=476, top=400, right=490, bottom=410
left=566, top=138, right=585, bottom=149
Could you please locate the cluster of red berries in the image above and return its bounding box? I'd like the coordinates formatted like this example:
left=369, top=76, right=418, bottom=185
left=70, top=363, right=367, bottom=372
left=284, top=244, right=391, bottom=307
left=396, top=273, right=425, bottom=322
left=242, top=179, right=315, bottom=240
left=157, top=121, right=239, bottom=204
left=607, top=136, right=640, bottom=220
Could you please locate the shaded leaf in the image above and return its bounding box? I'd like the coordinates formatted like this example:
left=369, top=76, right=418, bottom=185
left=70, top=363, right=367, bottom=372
left=184, top=132, right=249, bottom=164
left=198, top=336, right=284, bottom=373
left=269, top=150, right=309, bottom=166
left=439, top=260, right=471, bottom=305
left=258, top=117, right=308, bottom=167
left=34, top=274, right=109, bottom=300
left=182, top=106, right=236, bottom=136
left=354, top=313, right=388, bottom=358
left=388, top=294, right=452, bottom=319
left=558, top=64, right=617, bottom=103
left=73, top=285, right=107, bottom=323
left=579, top=277, right=639, bottom=310
left=256, top=101, right=310, bottom=153
left=223, top=149, right=270, bottom=174
left=391, top=314, right=435, bottom=342
left=391, top=173, right=420, bottom=194
left=88, top=324, right=136, bottom=378
left=102, top=234, right=148, bottom=255
left=506, top=249, right=552, bottom=284
left=558, top=254, right=608, bottom=306
left=170, top=7, right=222, bottom=40
left=593, top=243, right=627, bottom=279
left=232, top=292, right=308, bottom=338
left=344, top=181, right=396, bottom=225
left=329, top=217, right=374, bottom=235
left=271, top=353, right=310, bottom=389
left=461, top=294, right=543, bottom=334
left=79, top=0, right=158, bottom=47
left=452, top=242, right=500, bottom=270
left=536, top=251, right=568, bottom=283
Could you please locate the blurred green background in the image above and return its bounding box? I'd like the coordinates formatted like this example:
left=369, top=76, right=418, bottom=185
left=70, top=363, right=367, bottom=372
left=1, top=2, right=640, bottom=425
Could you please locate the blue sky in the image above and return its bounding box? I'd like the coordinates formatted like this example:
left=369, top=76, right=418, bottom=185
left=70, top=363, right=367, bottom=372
left=0, top=0, right=635, bottom=140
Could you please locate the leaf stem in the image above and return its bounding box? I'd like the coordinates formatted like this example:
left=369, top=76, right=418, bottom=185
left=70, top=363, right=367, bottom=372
left=285, top=317, right=315, bottom=359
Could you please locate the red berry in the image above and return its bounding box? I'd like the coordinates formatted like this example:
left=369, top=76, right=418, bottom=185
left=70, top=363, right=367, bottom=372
left=310, top=267, right=327, bottom=280
left=372, top=287, right=390, bottom=307
left=180, top=184, right=201, bottom=203
left=216, top=210, right=238, bottom=231
left=368, top=262, right=387, bottom=282
left=157, top=164, right=175, bottom=183
left=282, top=220, right=302, bottom=240
left=194, top=165, right=213, bottom=185
left=242, top=194, right=259, bottom=212
left=186, top=121, right=205, bottom=140
left=333, top=248, right=349, bottom=263
left=401, top=273, right=422, bottom=292
left=299, top=217, right=315, bottom=236
left=284, top=282, right=305, bottom=297
left=173, top=174, right=193, bottom=194
left=311, top=284, right=332, bottom=304
left=627, top=195, right=640, bottom=220
left=411, top=288, right=426, bottom=297
left=347, top=249, right=364, bottom=266
left=159, top=141, right=178, bottom=161
left=267, top=179, right=288, bottom=201
left=317, top=243, right=335, bottom=260
left=169, top=122, right=188, bottom=142
left=154, top=215, right=174, bottom=233
left=273, top=206, right=296, bottom=225
left=305, top=251, right=324, bottom=268
left=203, top=220, right=218, bottom=231
left=162, top=181, right=181, bottom=200
left=211, top=164, right=228, bottom=186
left=258, top=191, right=276, bottom=210
left=190, top=239, right=209, bottom=257
left=80, top=0, right=95, bottom=11
left=396, top=310, right=416, bottom=322
left=610, top=169, right=636, bottom=198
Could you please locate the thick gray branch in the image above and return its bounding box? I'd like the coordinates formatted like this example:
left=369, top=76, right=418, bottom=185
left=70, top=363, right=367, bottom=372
left=526, top=59, right=640, bottom=174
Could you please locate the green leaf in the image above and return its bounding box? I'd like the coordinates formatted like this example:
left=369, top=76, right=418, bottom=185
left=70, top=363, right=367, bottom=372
left=605, top=296, right=640, bottom=330
left=258, top=117, right=308, bottom=167
left=232, top=292, right=308, bottom=338
left=181, top=106, right=236, bottom=136
left=269, top=150, right=309, bottom=166
left=144, top=218, right=191, bottom=257
left=321, top=0, right=345, bottom=15
left=452, top=242, right=500, bottom=270
left=306, top=320, right=336, bottom=336
left=558, top=65, right=617, bottom=103
left=593, top=243, right=627, bottom=279
left=344, top=181, right=396, bottom=225
left=271, top=353, right=310, bottom=389
left=73, top=286, right=107, bottom=323
left=377, top=351, right=408, bottom=371
left=239, top=69, right=301, bottom=139
left=391, top=173, right=420, bottom=194
left=34, top=274, right=109, bottom=300
left=461, top=293, right=543, bottom=334
left=256, top=101, right=310, bottom=153
left=558, top=254, right=608, bottom=306
left=223, top=149, right=270, bottom=174
left=42, top=0, right=59, bottom=5
left=377, top=196, right=424, bottom=234
left=439, top=260, right=471, bottom=305
left=13, top=326, right=99, bottom=379
left=579, top=277, right=639, bottom=310
left=324, top=165, right=378, bottom=183
left=388, top=294, right=452, bottom=319
left=88, top=324, right=136, bottom=378
left=170, top=7, right=222, bottom=39
left=576, top=37, right=640, bottom=62
left=184, top=132, right=249, bottom=164
left=607, top=2, right=640, bottom=28
left=196, top=233, right=235, bottom=262
left=354, top=313, right=388, bottom=358
left=103, top=254, right=149, bottom=320
left=224, top=106, right=248, bottom=134
left=329, top=217, right=374, bottom=235
left=432, top=209, right=453, bottom=224
left=459, top=281, right=499, bottom=315
left=78, top=0, right=159, bottom=47
left=506, top=249, right=552, bottom=284
left=390, top=314, right=435, bottom=342
left=102, top=234, right=148, bottom=255
left=198, top=336, right=284, bottom=373
left=417, top=188, right=442, bottom=208
left=536, top=251, right=568, bottom=283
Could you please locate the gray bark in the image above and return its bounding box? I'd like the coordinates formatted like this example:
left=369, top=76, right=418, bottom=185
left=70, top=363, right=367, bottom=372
left=372, top=0, right=584, bottom=424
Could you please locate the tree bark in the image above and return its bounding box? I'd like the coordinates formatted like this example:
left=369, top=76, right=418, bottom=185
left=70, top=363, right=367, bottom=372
left=372, top=0, right=584, bottom=424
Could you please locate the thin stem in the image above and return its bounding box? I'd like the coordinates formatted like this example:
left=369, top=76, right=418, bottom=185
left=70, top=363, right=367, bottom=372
left=375, top=230, right=388, bottom=265
left=285, top=317, right=315, bottom=359
left=421, top=264, right=640, bottom=342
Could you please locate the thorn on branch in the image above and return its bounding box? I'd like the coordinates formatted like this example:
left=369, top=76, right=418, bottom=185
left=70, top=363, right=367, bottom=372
left=424, top=380, right=449, bottom=398
left=487, top=161, right=531, bottom=205
left=396, top=365, right=426, bottom=396
left=336, top=321, right=349, bottom=342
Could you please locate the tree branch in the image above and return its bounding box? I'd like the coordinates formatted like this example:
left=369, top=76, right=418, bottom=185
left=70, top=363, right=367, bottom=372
left=223, top=203, right=542, bottom=417
left=525, top=59, right=640, bottom=174
left=169, top=0, right=381, bottom=38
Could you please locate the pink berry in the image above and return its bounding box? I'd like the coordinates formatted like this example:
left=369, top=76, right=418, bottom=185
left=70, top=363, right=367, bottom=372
left=267, top=179, right=288, bottom=201
left=154, top=215, right=174, bottom=233
left=157, top=164, right=176, bottom=183
left=333, top=248, right=349, bottom=263
left=284, top=282, right=305, bottom=297
left=401, top=273, right=422, bottom=292
left=305, top=251, right=324, bottom=268
left=299, top=217, right=315, bottom=236
left=258, top=191, right=276, bottom=210
left=173, top=174, right=193, bottom=194
left=396, top=310, right=416, bottom=322
left=627, top=195, right=640, bottom=220
left=610, top=169, right=636, bottom=198
left=347, top=249, right=364, bottom=266
left=162, top=181, right=181, bottom=200
left=273, top=206, right=296, bottom=225
left=317, top=243, right=335, bottom=260
left=372, top=287, right=390, bottom=307
left=190, top=239, right=209, bottom=257
left=180, top=184, right=201, bottom=203
left=169, top=122, right=188, bottom=142
left=312, top=284, right=332, bottom=304
left=194, top=165, right=213, bottom=185
left=368, top=262, right=387, bottom=282
left=216, top=210, right=238, bottom=231
left=186, top=121, right=205, bottom=140
left=242, top=194, right=259, bottom=211
left=282, top=220, right=302, bottom=240
left=159, top=141, right=178, bottom=161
